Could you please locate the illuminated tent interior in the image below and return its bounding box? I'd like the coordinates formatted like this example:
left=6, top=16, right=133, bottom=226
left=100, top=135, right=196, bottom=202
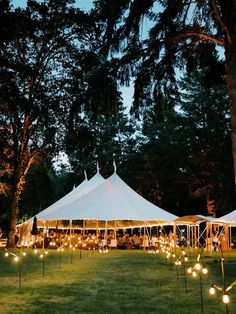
left=174, top=215, right=231, bottom=251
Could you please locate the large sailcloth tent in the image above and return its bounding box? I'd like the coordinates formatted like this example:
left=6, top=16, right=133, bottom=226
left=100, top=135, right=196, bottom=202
left=36, top=170, right=105, bottom=220
left=36, top=171, right=178, bottom=223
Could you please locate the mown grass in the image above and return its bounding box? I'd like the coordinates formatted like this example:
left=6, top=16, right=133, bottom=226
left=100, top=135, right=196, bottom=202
left=0, top=248, right=236, bottom=313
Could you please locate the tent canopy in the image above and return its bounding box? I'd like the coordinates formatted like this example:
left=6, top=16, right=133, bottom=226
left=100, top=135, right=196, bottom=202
left=36, top=171, right=105, bottom=220
left=37, top=172, right=178, bottom=223
left=218, top=210, right=236, bottom=224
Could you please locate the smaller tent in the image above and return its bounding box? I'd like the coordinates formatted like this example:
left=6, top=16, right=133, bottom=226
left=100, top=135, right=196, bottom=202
left=219, top=210, right=236, bottom=224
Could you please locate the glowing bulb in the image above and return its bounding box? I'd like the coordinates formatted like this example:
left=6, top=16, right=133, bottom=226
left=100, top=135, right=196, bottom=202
left=14, top=256, right=19, bottom=262
left=5, top=252, right=9, bottom=257
left=222, top=294, right=230, bottom=304
left=22, top=252, right=26, bottom=256
left=192, top=271, right=197, bottom=278
left=45, top=251, right=48, bottom=255
left=195, top=262, right=201, bottom=270
left=172, top=253, right=176, bottom=258
left=40, top=253, right=43, bottom=259
left=34, top=249, right=38, bottom=254
left=184, top=257, right=188, bottom=262
left=187, top=267, right=192, bottom=274
left=202, top=267, right=208, bottom=275
left=182, top=250, right=186, bottom=256
left=209, top=286, right=216, bottom=295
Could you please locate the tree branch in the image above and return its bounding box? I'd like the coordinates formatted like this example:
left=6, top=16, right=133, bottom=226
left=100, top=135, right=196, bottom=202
left=178, top=32, right=225, bottom=46
left=211, top=0, right=232, bottom=45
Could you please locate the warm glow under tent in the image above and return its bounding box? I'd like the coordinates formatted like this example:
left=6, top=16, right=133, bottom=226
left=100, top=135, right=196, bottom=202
left=37, top=171, right=178, bottom=223
left=36, top=170, right=105, bottom=220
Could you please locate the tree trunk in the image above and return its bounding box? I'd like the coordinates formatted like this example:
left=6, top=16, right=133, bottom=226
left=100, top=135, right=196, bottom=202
left=6, top=190, right=19, bottom=248
left=207, top=192, right=216, bottom=217
left=225, top=40, right=236, bottom=193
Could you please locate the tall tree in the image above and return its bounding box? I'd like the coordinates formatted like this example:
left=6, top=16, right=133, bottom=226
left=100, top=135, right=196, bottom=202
left=0, top=0, right=93, bottom=246
left=93, top=0, right=236, bottom=193
left=64, top=51, right=135, bottom=177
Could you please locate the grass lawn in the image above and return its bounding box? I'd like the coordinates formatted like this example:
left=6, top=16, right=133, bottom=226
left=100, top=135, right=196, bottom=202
left=0, top=248, right=236, bottom=313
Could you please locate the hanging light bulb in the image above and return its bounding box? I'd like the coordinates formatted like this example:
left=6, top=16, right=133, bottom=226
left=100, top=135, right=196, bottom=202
left=184, top=256, right=188, bottom=262
left=14, top=256, right=19, bottom=262
left=39, top=253, right=44, bottom=259
left=209, top=285, right=216, bottom=295
left=187, top=267, right=192, bottom=274
left=4, top=252, right=9, bottom=257
left=195, top=262, right=201, bottom=270
left=192, top=270, right=197, bottom=278
left=222, top=293, right=230, bottom=304
left=202, top=267, right=208, bottom=275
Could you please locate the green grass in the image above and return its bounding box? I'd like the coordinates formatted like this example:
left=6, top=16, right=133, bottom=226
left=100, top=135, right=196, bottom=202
left=0, top=248, right=236, bottom=313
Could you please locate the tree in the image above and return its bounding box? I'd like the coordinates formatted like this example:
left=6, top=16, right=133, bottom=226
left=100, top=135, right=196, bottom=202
left=93, top=0, right=236, bottom=194
left=64, top=51, right=135, bottom=177
left=178, top=68, right=234, bottom=216
left=0, top=0, right=94, bottom=246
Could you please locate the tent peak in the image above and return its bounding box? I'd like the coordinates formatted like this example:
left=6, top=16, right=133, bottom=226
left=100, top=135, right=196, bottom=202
left=113, top=159, right=117, bottom=173
left=96, top=161, right=100, bottom=173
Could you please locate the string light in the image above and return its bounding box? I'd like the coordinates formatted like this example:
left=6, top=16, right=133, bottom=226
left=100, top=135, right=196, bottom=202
left=222, top=293, right=230, bottom=304
left=195, top=262, right=201, bottom=271
left=202, top=266, right=208, bottom=275
left=192, top=270, right=197, bottom=278
left=14, top=256, right=20, bottom=262
left=209, top=256, right=236, bottom=308
left=209, top=285, right=216, bottom=295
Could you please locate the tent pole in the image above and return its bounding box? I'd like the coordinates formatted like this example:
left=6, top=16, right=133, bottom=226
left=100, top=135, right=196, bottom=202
left=114, top=221, right=117, bottom=240
left=96, top=220, right=99, bottom=238
left=187, top=225, right=190, bottom=248
left=197, top=224, right=200, bottom=248
left=143, top=223, right=146, bottom=250
left=194, top=224, right=197, bottom=248
left=41, top=221, right=45, bottom=251
left=69, top=220, right=72, bottom=247
left=173, top=223, right=177, bottom=250
left=83, top=220, right=85, bottom=236
left=105, top=220, right=108, bottom=241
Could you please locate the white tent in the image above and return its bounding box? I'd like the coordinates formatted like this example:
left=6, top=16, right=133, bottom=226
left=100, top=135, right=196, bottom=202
left=36, top=170, right=105, bottom=220
left=38, top=172, right=178, bottom=223
left=219, top=210, right=236, bottom=224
